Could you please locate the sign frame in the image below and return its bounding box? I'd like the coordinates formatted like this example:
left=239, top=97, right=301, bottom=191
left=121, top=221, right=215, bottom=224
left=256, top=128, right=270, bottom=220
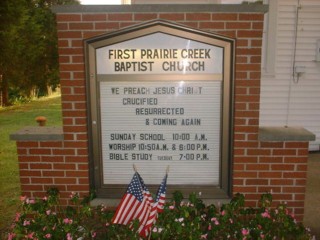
left=85, top=20, right=235, bottom=199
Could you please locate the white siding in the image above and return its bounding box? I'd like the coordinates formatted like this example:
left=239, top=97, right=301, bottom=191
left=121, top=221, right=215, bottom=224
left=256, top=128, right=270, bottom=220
left=260, top=0, right=320, bottom=151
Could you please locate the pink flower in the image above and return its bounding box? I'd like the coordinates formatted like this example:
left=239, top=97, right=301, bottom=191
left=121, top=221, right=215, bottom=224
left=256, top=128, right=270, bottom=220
left=241, top=228, right=249, bottom=236
left=23, top=220, right=30, bottom=226
left=261, top=211, right=270, bottom=218
left=201, top=234, right=208, bottom=239
left=91, top=232, right=97, bottom=238
left=66, top=233, right=72, bottom=240
left=27, top=232, right=34, bottom=239
left=208, top=224, right=212, bottom=230
left=229, top=218, right=233, bottom=224
left=44, top=233, right=51, bottom=239
left=221, top=210, right=226, bottom=216
left=63, top=218, right=73, bottom=224
left=169, top=205, right=175, bottom=210
left=8, top=233, right=16, bottom=240
left=260, top=233, right=265, bottom=239
left=46, top=210, right=51, bottom=215
left=15, top=213, right=21, bottom=222
left=20, top=196, right=27, bottom=202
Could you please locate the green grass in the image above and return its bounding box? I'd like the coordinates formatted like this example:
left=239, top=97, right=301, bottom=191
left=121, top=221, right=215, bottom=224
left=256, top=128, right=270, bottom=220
left=0, top=95, right=62, bottom=236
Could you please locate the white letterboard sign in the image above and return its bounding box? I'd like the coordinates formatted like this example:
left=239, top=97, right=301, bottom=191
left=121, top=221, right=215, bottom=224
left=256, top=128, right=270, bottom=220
left=96, top=33, right=223, bottom=185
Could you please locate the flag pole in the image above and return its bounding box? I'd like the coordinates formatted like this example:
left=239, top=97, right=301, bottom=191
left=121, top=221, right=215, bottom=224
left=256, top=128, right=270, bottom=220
left=133, top=164, right=138, bottom=173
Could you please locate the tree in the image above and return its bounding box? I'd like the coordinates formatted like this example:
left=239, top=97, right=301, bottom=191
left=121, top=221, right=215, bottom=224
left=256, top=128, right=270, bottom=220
left=0, top=0, right=80, bottom=106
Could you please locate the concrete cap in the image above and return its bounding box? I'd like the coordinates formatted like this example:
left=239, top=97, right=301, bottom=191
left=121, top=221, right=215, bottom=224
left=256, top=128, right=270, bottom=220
left=10, top=126, right=64, bottom=141
left=259, top=126, right=316, bottom=142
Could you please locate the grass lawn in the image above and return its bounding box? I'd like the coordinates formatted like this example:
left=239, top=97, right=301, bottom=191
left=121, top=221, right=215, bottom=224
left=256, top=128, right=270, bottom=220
left=0, top=95, right=62, bottom=236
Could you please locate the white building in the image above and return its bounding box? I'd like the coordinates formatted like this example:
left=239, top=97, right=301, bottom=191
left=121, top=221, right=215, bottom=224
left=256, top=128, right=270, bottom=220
left=260, top=0, right=320, bottom=151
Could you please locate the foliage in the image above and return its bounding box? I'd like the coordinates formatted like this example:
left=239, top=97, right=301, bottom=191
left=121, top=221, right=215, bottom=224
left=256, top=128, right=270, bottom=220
left=0, top=0, right=79, bottom=105
left=0, top=96, right=62, bottom=237
left=7, top=189, right=313, bottom=240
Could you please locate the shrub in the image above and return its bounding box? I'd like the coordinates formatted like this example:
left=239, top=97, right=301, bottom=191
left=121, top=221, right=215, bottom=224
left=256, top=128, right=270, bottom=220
left=7, top=188, right=313, bottom=239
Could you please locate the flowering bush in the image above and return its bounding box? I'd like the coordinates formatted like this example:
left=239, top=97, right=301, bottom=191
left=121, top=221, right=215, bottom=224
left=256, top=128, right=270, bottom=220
left=7, top=189, right=313, bottom=239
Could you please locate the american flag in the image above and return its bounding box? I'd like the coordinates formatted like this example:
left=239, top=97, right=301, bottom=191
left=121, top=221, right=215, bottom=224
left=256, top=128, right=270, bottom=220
left=112, top=172, right=167, bottom=238
left=139, top=173, right=167, bottom=237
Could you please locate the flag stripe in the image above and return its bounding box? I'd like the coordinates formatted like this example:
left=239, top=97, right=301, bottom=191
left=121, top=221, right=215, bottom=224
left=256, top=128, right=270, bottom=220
left=112, top=172, right=167, bottom=238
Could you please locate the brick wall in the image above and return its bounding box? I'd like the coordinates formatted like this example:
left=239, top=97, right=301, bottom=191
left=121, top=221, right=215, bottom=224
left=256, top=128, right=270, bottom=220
left=12, top=5, right=311, bottom=221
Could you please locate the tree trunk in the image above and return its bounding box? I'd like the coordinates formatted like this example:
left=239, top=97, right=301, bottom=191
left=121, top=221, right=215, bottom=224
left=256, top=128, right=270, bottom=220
left=0, top=74, right=9, bottom=106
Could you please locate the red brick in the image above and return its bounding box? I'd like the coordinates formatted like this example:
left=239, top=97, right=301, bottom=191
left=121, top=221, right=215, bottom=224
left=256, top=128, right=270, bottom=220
left=285, top=142, right=309, bottom=148
left=283, top=187, right=306, bottom=193
left=134, top=13, right=157, bottom=21
left=296, top=179, right=307, bottom=185
left=59, top=47, right=84, bottom=56
left=252, top=22, right=264, bottom=30
left=251, top=39, right=262, bottom=47
left=62, top=94, right=86, bottom=102
left=41, top=156, right=64, bottom=163
left=57, top=23, right=68, bottom=31
left=199, top=22, right=225, bottom=29
left=247, top=149, right=271, bottom=156
left=234, top=156, right=258, bottom=163
left=72, top=56, right=84, bottom=63
left=82, top=14, right=107, bottom=21
left=52, top=148, right=75, bottom=156
left=235, top=94, right=260, bottom=102
left=211, top=13, right=237, bottom=21
left=246, top=164, right=269, bottom=171
left=69, top=22, right=94, bottom=30
left=239, top=13, right=264, bottom=21
left=284, top=157, right=307, bottom=163
left=271, top=164, right=295, bottom=171
left=258, top=172, right=282, bottom=178
left=259, top=156, right=283, bottom=163
left=270, top=179, right=294, bottom=185
left=251, top=56, right=261, bottom=63
left=297, top=165, right=307, bottom=171
left=43, top=171, right=65, bottom=177
left=95, top=22, right=119, bottom=30
left=30, top=163, right=52, bottom=170
left=54, top=163, right=76, bottom=170
left=29, top=149, right=52, bottom=155
left=234, top=141, right=259, bottom=148
left=82, top=31, right=105, bottom=39
left=234, top=172, right=258, bottom=178
left=57, top=31, right=82, bottom=39
left=233, top=186, right=257, bottom=192
left=17, top=142, right=39, bottom=148
left=236, top=48, right=261, bottom=56
left=186, top=13, right=210, bottom=21
left=159, top=13, right=185, bottom=21
left=18, top=155, right=41, bottom=162
left=67, top=185, right=90, bottom=192
left=54, top=178, right=77, bottom=184
left=246, top=179, right=268, bottom=185
left=283, top=172, right=307, bottom=179
left=31, top=178, right=53, bottom=184
left=19, top=169, right=41, bottom=177
left=273, top=149, right=297, bottom=156
left=226, top=22, right=251, bottom=29
left=56, top=14, right=81, bottom=22
left=258, top=186, right=281, bottom=193
left=65, top=156, right=89, bottom=163
left=108, top=13, right=133, bottom=21
left=236, top=56, right=248, bottom=63
left=64, top=141, right=88, bottom=148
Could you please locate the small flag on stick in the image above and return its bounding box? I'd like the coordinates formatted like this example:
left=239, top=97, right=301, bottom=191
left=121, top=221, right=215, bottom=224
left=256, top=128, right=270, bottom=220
left=112, top=172, right=153, bottom=228
left=139, top=173, right=167, bottom=238
left=112, top=167, right=168, bottom=238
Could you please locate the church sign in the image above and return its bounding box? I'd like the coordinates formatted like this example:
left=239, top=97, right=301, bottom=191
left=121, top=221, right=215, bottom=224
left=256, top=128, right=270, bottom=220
left=85, top=20, right=234, bottom=198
